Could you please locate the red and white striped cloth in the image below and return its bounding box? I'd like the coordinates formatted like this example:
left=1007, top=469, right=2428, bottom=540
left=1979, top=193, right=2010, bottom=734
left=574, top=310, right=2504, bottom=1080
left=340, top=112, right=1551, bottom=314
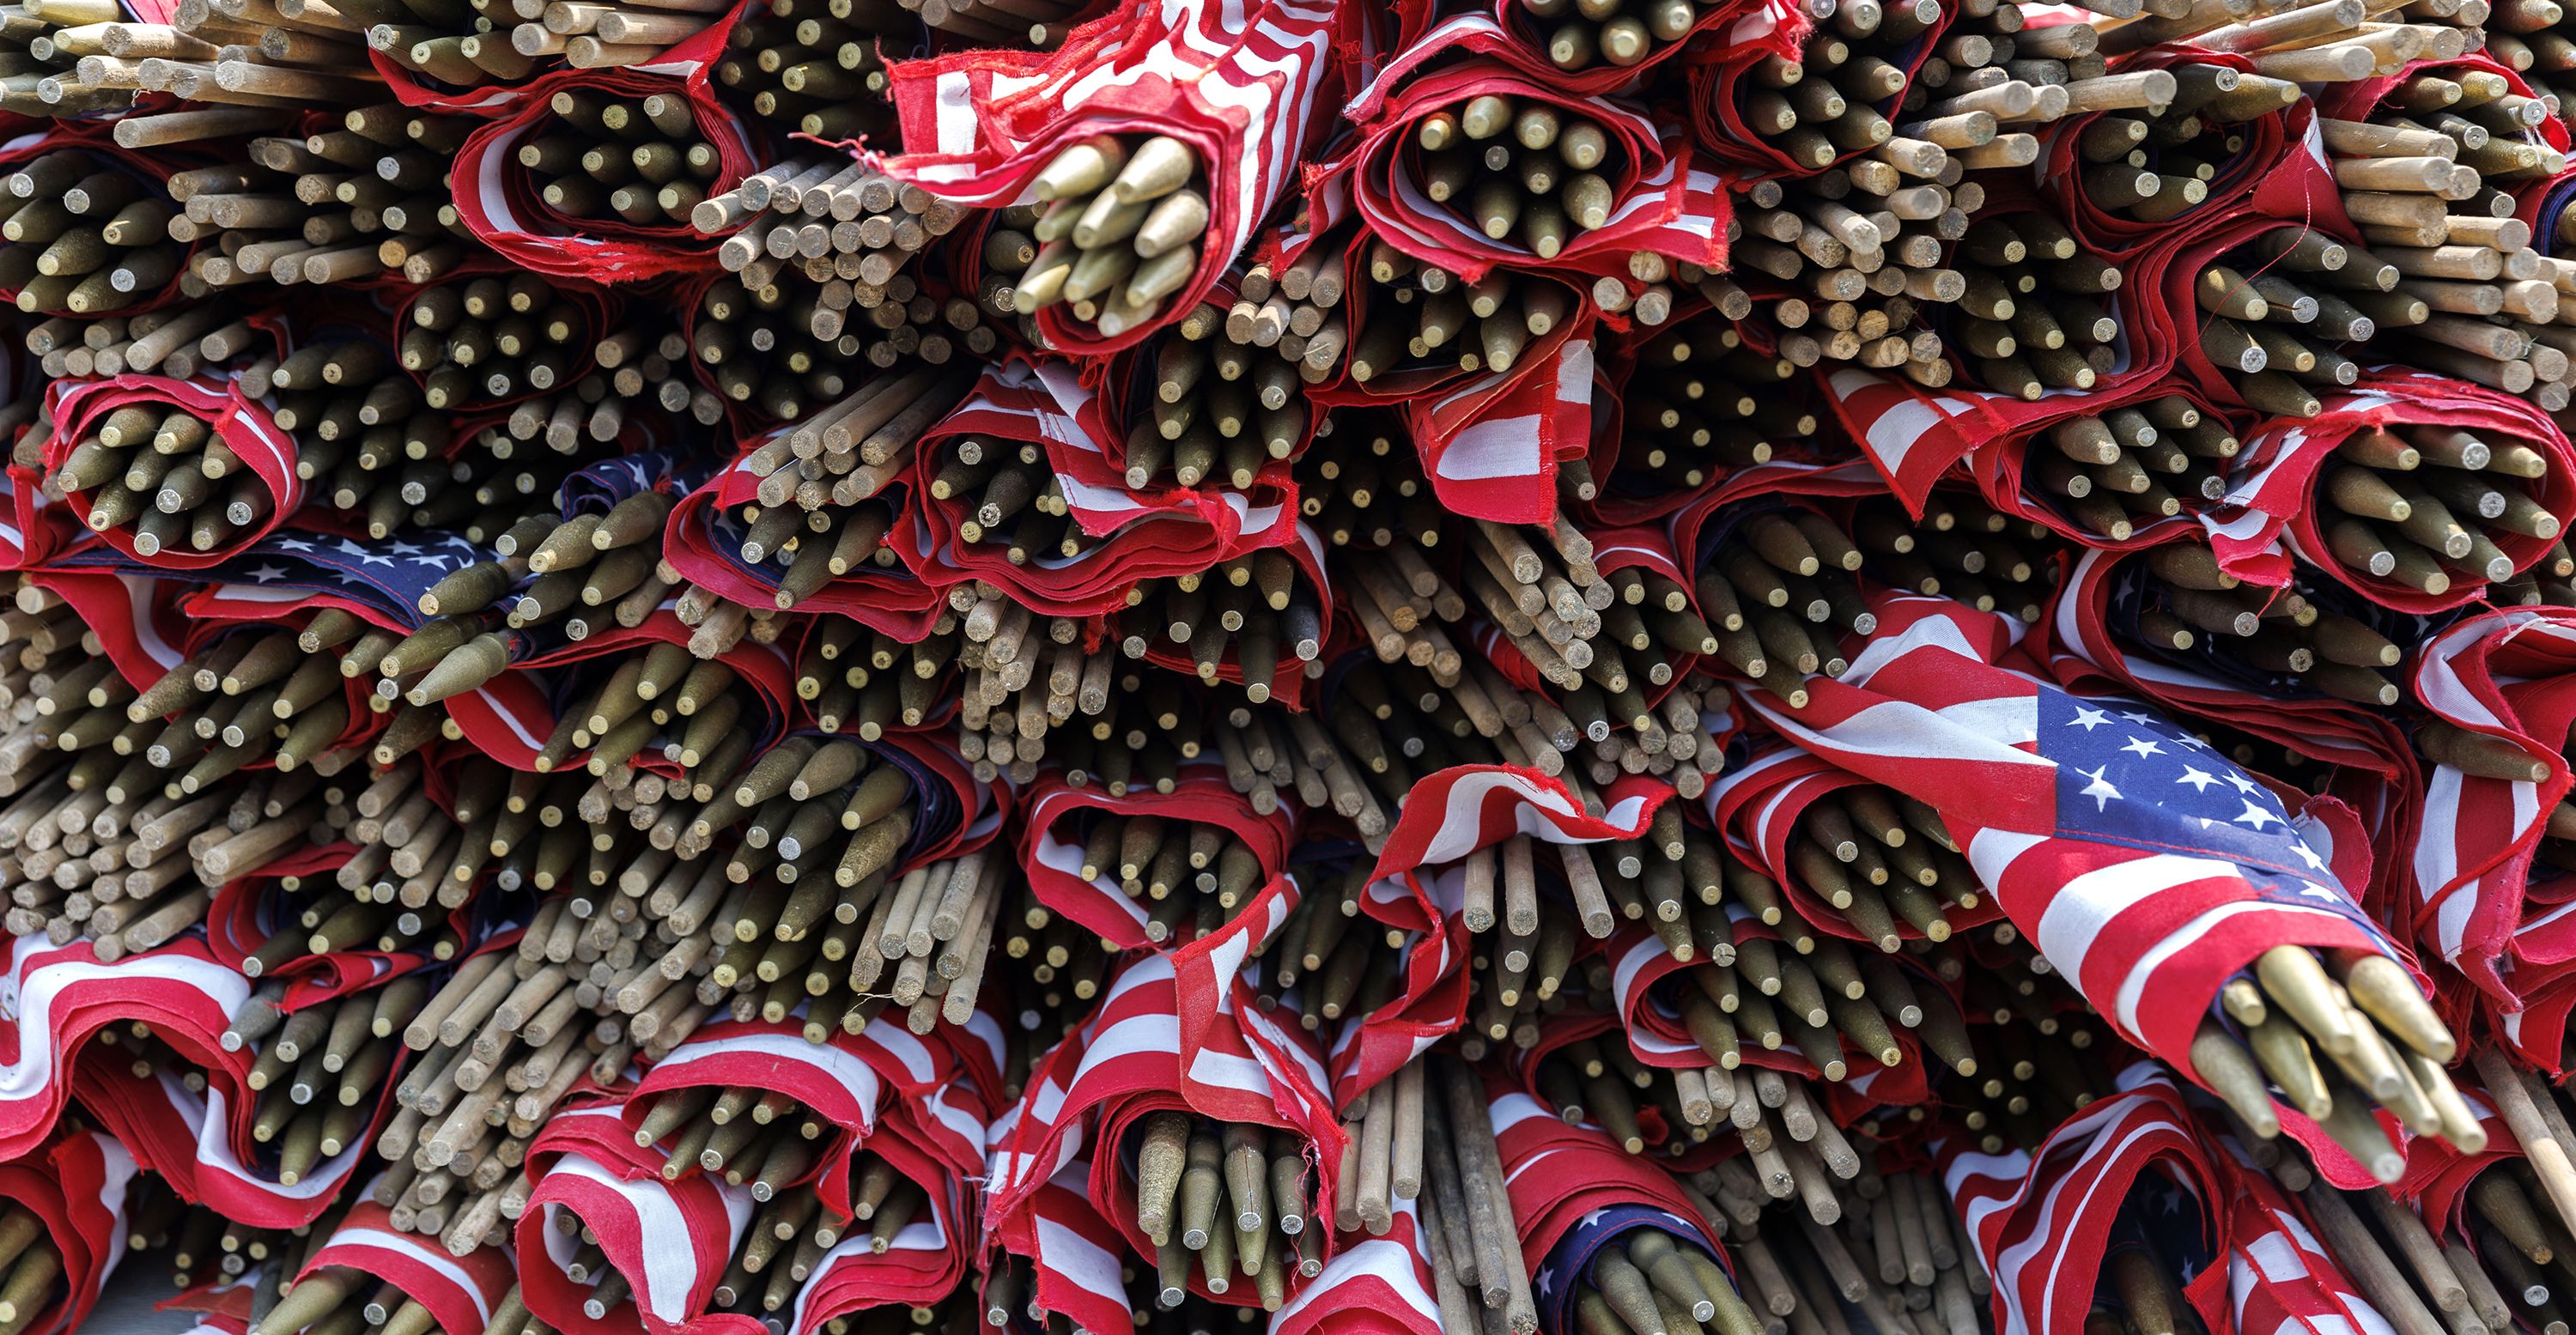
left=1343, top=50, right=1729, bottom=285
left=986, top=952, right=1340, bottom=1308
left=1709, top=743, right=2006, bottom=947
left=1737, top=592, right=2420, bottom=1175
left=73, top=1059, right=375, bottom=1229
left=0, top=1128, right=137, bottom=1335
left=2408, top=610, right=2576, bottom=1010
left=1599, top=923, right=1932, bottom=1112
left=2034, top=48, right=2346, bottom=261
left=869, top=0, right=1341, bottom=355
left=625, top=1013, right=992, bottom=1221
left=2210, top=1138, right=2403, bottom=1335
left=1938, top=1066, right=2228, bottom=1335
left=1017, top=767, right=1299, bottom=951
left=518, top=1099, right=763, bottom=1335
left=450, top=70, right=757, bottom=282
left=1270, top=1195, right=1442, bottom=1335
left=42, top=374, right=299, bottom=570
left=0, top=934, right=245, bottom=1162
left=298, top=1199, right=519, bottom=1335
left=1331, top=767, right=1674, bottom=1106
left=1489, top=1086, right=1725, bottom=1265
left=2212, top=372, right=2576, bottom=611
left=899, top=357, right=1303, bottom=616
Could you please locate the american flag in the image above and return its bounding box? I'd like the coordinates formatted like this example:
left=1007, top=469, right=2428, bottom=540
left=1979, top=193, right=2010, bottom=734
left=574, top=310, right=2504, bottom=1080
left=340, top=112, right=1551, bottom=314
left=1343, top=50, right=1729, bottom=285
left=625, top=1013, right=993, bottom=1222
left=1709, top=743, right=2008, bottom=945
left=787, top=1177, right=974, bottom=1335
left=73, top=1059, right=375, bottom=1229
left=42, top=374, right=300, bottom=570
left=1272, top=1196, right=1443, bottom=1335
left=1741, top=593, right=2414, bottom=1143
left=1487, top=1089, right=1728, bottom=1315
left=985, top=954, right=1340, bottom=1318
left=897, top=358, right=1303, bottom=616
left=2392, top=1084, right=2512, bottom=1233
left=870, top=0, right=1340, bottom=356
left=2207, top=1137, right=2401, bottom=1335
left=517, top=1098, right=764, bottom=1335
left=1600, top=923, right=1934, bottom=1112
left=2044, top=547, right=2421, bottom=777
left=1018, top=768, right=1297, bottom=951
left=0, top=1128, right=138, bottom=1335
left=297, top=1198, right=520, bottom=1335
left=1332, top=767, right=1672, bottom=1106
left=1007, top=1165, right=1145, bottom=1335
left=986, top=951, right=1338, bottom=1210
left=203, top=846, right=438, bottom=1012
left=1937, top=1066, right=2225, bottom=1335
left=1396, top=329, right=1598, bottom=525
left=449, top=70, right=758, bottom=283
left=0, top=935, right=247, bottom=1162
left=2407, top=609, right=2576, bottom=1014
left=2054, top=51, right=2347, bottom=262
left=1377, top=2, right=1797, bottom=100
left=2215, top=373, right=2574, bottom=612
left=662, top=448, right=944, bottom=640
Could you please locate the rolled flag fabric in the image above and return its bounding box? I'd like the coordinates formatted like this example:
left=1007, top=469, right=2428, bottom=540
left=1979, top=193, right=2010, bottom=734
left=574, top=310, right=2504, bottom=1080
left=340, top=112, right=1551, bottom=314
left=1342, top=50, right=1731, bottom=284
left=1709, top=743, right=2009, bottom=947
left=2035, top=48, right=2348, bottom=262
left=0, top=1128, right=137, bottom=1335
left=2406, top=609, right=2576, bottom=1009
left=1269, top=1195, right=1443, bottom=1335
left=1486, top=1085, right=1729, bottom=1310
left=70, top=1053, right=375, bottom=1229
left=898, top=356, right=1302, bottom=616
left=984, top=952, right=1342, bottom=1302
left=1959, top=382, right=2246, bottom=550
left=1381, top=0, right=1802, bottom=98
left=662, top=445, right=945, bottom=641
left=1736, top=591, right=2420, bottom=1165
left=1333, top=766, right=1673, bottom=1105
left=517, top=1097, right=764, bottom=1335
left=1597, top=921, right=1935, bottom=1113
left=621, top=1012, right=988, bottom=1225
left=45, top=373, right=300, bottom=570
left=451, top=70, right=762, bottom=282
left=2038, top=544, right=2420, bottom=804
left=2211, top=371, right=2576, bottom=610
left=295, top=1198, right=520, bottom=1335
left=868, top=0, right=1340, bottom=355
left=0, top=933, right=246, bottom=1162
left=1936, top=1065, right=2233, bottom=1335
left=1014, top=767, right=1299, bottom=951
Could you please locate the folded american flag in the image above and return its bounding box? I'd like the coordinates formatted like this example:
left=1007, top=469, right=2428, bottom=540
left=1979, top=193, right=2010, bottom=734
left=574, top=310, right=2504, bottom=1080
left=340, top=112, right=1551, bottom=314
left=1740, top=592, right=2415, bottom=1162
left=2409, top=609, right=2576, bottom=1045
left=1334, top=766, right=1673, bottom=1105
left=1938, top=1065, right=2227, bottom=1335
left=296, top=1198, right=520, bottom=1335
left=0, top=1128, right=138, bottom=1335
left=517, top=1097, right=762, bottom=1335
left=869, top=0, right=1340, bottom=356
